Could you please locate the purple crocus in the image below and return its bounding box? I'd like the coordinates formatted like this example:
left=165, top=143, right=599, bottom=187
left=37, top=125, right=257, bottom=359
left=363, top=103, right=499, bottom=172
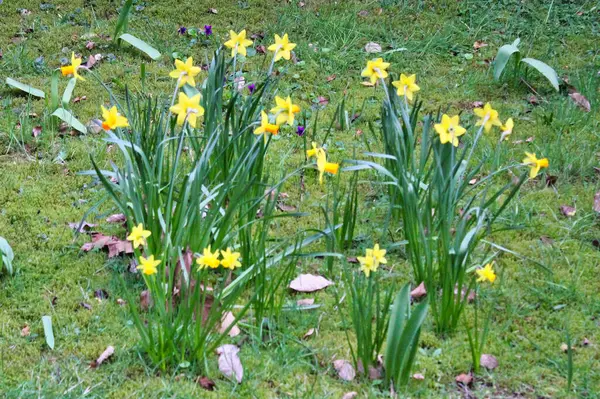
left=247, top=83, right=256, bottom=94
left=204, top=25, right=213, bottom=36
left=296, top=125, right=305, bottom=137
left=178, top=26, right=187, bottom=35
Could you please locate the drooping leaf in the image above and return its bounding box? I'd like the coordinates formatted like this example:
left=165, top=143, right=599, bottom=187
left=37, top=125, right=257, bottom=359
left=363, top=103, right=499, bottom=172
left=42, top=315, right=55, bottom=349
left=119, top=34, right=161, bottom=60
left=114, top=0, right=133, bottom=42
left=5, top=77, right=45, bottom=98
left=520, top=58, right=559, bottom=91
left=61, top=78, right=77, bottom=107
left=493, top=43, right=520, bottom=80
left=0, top=236, right=14, bottom=275
left=333, top=359, right=355, bottom=381
left=51, top=108, right=87, bottom=134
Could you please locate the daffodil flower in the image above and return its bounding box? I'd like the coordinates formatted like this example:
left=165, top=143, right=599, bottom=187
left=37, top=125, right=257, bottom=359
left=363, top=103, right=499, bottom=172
left=267, top=33, right=296, bottom=62
left=371, top=244, right=387, bottom=265
left=434, top=114, right=466, bottom=147
left=522, top=152, right=549, bottom=179
left=253, top=111, right=279, bottom=142
left=137, top=255, right=161, bottom=275
left=101, top=105, right=129, bottom=131
left=357, top=245, right=386, bottom=277
left=169, top=57, right=202, bottom=87
left=306, top=142, right=319, bottom=158
left=316, top=149, right=339, bottom=184
left=474, top=102, right=502, bottom=132
left=169, top=93, right=204, bottom=128
left=475, top=262, right=496, bottom=283
left=270, top=96, right=300, bottom=126
left=361, top=58, right=390, bottom=84
left=392, top=73, right=420, bottom=102
left=196, top=246, right=221, bottom=269
left=224, top=29, right=253, bottom=57
left=220, top=248, right=242, bottom=269
left=61, top=52, right=85, bottom=81
left=127, top=223, right=151, bottom=249
left=500, top=118, right=514, bottom=141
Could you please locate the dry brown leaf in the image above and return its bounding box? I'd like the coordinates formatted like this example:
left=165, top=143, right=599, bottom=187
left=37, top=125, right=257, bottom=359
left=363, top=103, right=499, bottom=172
left=480, top=354, right=498, bottom=370
left=412, top=373, right=425, bottom=380
left=560, top=205, right=576, bottom=218
left=21, top=325, right=30, bottom=337
left=333, top=359, right=355, bottom=381
left=32, top=125, right=42, bottom=137
left=217, top=344, right=243, bottom=383
left=410, top=282, right=427, bottom=299
left=116, top=298, right=126, bottom=306
left=106, top=213, right=126, bottom=223
left=196, top=376, right=216, bottom=391
left=140, top=290, right=152, bottom=311
left=455, top=372, right=473, bottom=386
left=569, top=92, right=591, bottom=112
left=296, top=298, right=315, bottom=306
left=326, top=74, right=336, bottom=82
left=91, top=345, right=114, bottom=368
left=540, top=236, right=554, bottom=245
left=303, top=328, right=315, bottom=339
left=68, top=221, right=96, bottom=233
left=368, top=365, right=383, bottom=380
left=473, top=40, right=488, bottom=50
left=560, top=343, right=569, bottom=353
left=582, top=338, right=590, bottom=346
left=289, top=274, right=333, bottom=292
left=357, top=10, right=369, bottom=17
left=277, top=203, right=297, bottom=212
left=219, top=311, right=241, bottom=337
left=364, top=42, right=382, bottom=53
left=593, top=192, right=600, bottom=214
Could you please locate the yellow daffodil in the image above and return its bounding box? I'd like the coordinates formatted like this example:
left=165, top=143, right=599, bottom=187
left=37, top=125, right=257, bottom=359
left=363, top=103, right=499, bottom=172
left=476, top=262, right=496, bottom=283
left=392, top=73, right=420, bottom=101
left=224, top=29, right=253, bottom=57
left=522, top=152, right=549, bottom=179
left=316, top=149, right=339, bottom=184
left=169, top=57, right=201, bottom=87
left=101, top=105, right=129, bottom=131
left=254, top=111, right=279, bottom=142
left=60, top=52, right=85, bottom=81
left=268, top=33, right=296, bottom=62
left=220, top=248, right=242, bottom=269
left=270, top=96, right=300, bottom=126
left=169, top=93, right=204, bottom=128
left=137, top=255, right=161, bottom=276
left=356, top=245, right=385, bottom=277
left=434, top=114, right=466, bottom=147
left=474, top=102, right=502, bottom=132
left=361, top=58, right=390, bottom=84
left=500, top=118, right=514, bottom=141
left=196, top=246, right=221, bottom=270
left=371, top=244, right=387, bottom=265
left=127, top=223, right=151, bottom=249
left=306, top=142, right=319, bottom=158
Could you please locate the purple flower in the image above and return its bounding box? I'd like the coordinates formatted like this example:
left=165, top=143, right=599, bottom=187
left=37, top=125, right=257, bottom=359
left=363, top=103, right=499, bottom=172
left=247, top=83, right=256, bottom=94
left=178, top=26, right=187, bottom=35
left=296, top=126, right=305, bottom=137
left=204, top=25, right=213, bottom=36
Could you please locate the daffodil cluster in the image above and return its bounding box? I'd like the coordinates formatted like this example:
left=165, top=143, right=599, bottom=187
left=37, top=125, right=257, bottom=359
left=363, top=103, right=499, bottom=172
left=356, top=244, right=387, bottom=277
left=196, top=246, right=242, bottom=270
left=126, top=224, right=161, bottom=276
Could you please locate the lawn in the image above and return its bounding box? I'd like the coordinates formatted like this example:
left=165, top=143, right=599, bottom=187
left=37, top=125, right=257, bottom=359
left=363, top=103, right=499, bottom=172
left=0, top=0, right=599, bottom=398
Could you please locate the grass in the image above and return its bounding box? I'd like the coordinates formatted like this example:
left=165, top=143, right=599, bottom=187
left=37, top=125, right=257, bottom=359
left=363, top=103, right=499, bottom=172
left=1, top=0, right=599, bottom=397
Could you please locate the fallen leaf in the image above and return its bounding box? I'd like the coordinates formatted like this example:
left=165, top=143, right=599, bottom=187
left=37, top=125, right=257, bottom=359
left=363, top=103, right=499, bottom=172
left=559, top=205, right=576, bottom=218
left=208, top=7, right=218, bottom=14
left=106, top=213, right=126, bottom=223
left=289, top=274, right=333, bottom=292
left=540, top=236, right=554, bottom=245
left=217, top=344, right=243, bottom=383
left=342, top=393, right=358, bottom=399
left=219, top=311, right=241, bottom=337
left=546, top=175, right=558, bottom=187
left=94, top=289, right=109, bottom=300
left=256, top=44, right=266, bottom=54
left=140, top=290, right=152, bottom=311
left=569, top=92, right=590, bottom=112
left=32, top=125, right=42, bottom=137
left=412, top=373, right=425, bottom=380
left=91, top=345, right=114, bottom=368
left=87, top=119, right=103, bottom=134
left=472, top=101, right=484, bottom=108
left=360, top=81, right=375, bottom=87
left=525, top=136, right=534, bottom=143
left=357, top=10, right=369, bottom=17
left=410, top=282, right=427, bottom=299
left=582, top=338, right=590, bottom=346
left=85, top=41, right=95, bottom=50
left=68, top=221, right=97, bottom=233
left=480, top=354, right=498, bottom=370
left=326, top=74, right=336, bottom=82
left=560, top=343, right=569, bottom=353
left=80, top=233, right=133, bottom=257
left=364, top=42, right=382, bottom=53
left=455, top=373, right=473, bottom=386
left=303, top=328, right=315, bottom=339
left=317, top=96, right=329, bottom=106
left=333, top=359, right=355, bottom=381
left=296, top=298, right=315, bottom=306
left=368, top=365, right=383, bottom=380
left=21, top=325, right=30, bottom=337
left=468, top=178, right=477, bottom=185
left=79, top=302, right=92, bottom=311
left=277, top=203, right=297, bottom=212
left=116, top=298, right=126, bottom=306
left=593, top=192, right=600, bottom=214
left=196, top=376, right=216, bottom=391
left=473, top=40, right=488, bottom=50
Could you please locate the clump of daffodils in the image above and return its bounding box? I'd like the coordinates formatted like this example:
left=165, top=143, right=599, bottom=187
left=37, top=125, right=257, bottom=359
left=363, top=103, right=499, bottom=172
left=357, top=244, right=387, bottom=277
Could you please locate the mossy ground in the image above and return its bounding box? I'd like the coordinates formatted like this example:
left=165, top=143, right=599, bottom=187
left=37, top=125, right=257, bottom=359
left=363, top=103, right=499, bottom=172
left=1, top=0, right=599, bottom=397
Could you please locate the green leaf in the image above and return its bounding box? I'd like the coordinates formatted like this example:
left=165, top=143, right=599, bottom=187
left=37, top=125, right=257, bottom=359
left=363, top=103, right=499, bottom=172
left=114, top=0, right=133, bottom=42
left=42, top=315, right=55, bottom=349
left=119, top=33, right=161, bottom=60
left=50, top=70, right=59, bottom=111
left=0, top=236, right=14, bottom=275
left=52, top=108, right=87, bottom=134
left=493, top=44, right=520, bottom=80
left=520, top=58, right=559, bottom=91
left=5, top=77, right=45, bottom=98
left=61, top=78, right=77, bottom=107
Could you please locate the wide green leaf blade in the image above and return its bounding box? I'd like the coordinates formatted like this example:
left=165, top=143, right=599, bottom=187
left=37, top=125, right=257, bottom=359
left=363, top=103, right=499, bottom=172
left=5, top=77, right=45, bottom=98
left=61, top=78, right=77, bottom=107
left=520, top=58, right=559, bottom=91
left=119, top=34, right=161, bottom=60
left=52, top=108, right=87, bottom=134
left=0, top=236, right=14, bottom=275
left=42, top=315, right=55, bottom=349
left=493, top=44, right=520, bottom=80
